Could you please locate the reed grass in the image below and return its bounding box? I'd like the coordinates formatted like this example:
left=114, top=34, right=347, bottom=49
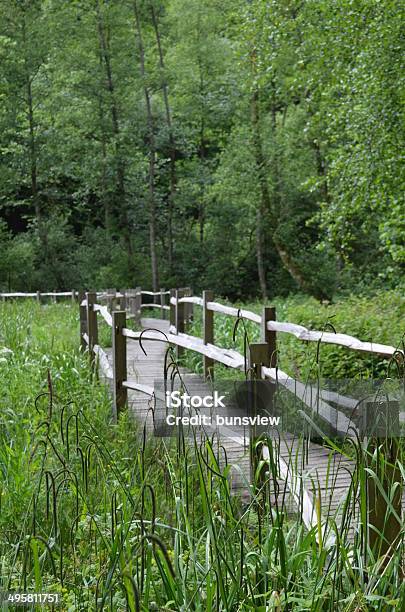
left=0, top=300, right=403, bottom=610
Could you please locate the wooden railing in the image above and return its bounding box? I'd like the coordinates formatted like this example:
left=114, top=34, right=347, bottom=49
left=77, top=288, right=402, bottom=424
left=2, top=287, right=402, bottom=425
left=1, top=290, right=78, bottom=302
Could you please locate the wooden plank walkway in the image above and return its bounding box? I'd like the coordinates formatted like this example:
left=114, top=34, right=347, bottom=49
left=101, top=317, right=366, bottom=533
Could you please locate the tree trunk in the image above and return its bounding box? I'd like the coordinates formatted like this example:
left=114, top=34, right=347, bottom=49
left=133, top=0, right=160, bottom=294
left=97, top=93, right=112, bottom=234
left=22, top=19, right=47, bottom=261
left=198, top=53, right=206, bottom=245
left=95, top=0, right=134, bottom=273
left=150, top=4, right=175, bottom=272
left=250, top=87, right=268, bottom=301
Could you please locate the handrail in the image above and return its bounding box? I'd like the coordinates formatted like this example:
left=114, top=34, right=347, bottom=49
left=178, top=296, right=204, bottom=306
left=122, top=380, right=155, bottom=395
left=121, top=327, right=245, bottom=369
left=1, top=292, right=38, bottom=297
left=167, top=294, right=400, bottom=358
left=207, top=301, right=262, bottom=324
left=93, top=344, right=113, bottom=379
left=266, top=321, right=398, bottom=358
left=94, top=304, right=113, bottom=327
left=8, top=289, right=399, bottom=360
left=141, top=290, right=170, bottom=296
left=140, top=303, right=170, bottom=310
left=0, top=291, right=75, bottom=297
left=82, top=292, right=401, bottom=359
left=80, top=296, right=401, bottom=431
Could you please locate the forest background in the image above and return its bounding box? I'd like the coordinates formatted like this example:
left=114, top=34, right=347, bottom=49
left=0, top=0, right=403, bottom=301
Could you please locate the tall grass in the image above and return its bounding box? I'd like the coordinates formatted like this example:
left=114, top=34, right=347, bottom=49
left=0, top=300, right=403, bottom=610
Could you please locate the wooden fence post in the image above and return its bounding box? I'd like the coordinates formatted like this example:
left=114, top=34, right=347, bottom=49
left=183, top=286, right=193, bottom=324
left=134, top=286, right=142, bottom=325
left=79, top=291, right=87, bottom=352
left=160, top=288, right=166, bottom=320
left=203, top=290, right=214, bottom=380
left=128, top=288, right=135, bottom=319
left=86, top=291, right=98, bottom=365
left=112, top=310, right=127, bottom=421
left=248, top=342, right=270, bottom=483
left=107, top=288, right=115, bottom=312
left=119, top=289, right=127, bottom=311
left=36, top=291, right=41, bottom=304
left=364, top=401, right=402, bottom=565
left=188, top=287, right=194, bottom=323
left=170, top=289, right=176, bottom=330
left=261, top=306, right=277, bottom=368
left=53, top=292, right=57, bottom=304
left=175, top=288, right=185, bottom=360
left=71, top=289, right=76, bottom=303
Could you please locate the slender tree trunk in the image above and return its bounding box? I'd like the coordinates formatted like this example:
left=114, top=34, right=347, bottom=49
left=250, top=87, right=268, bottom=300
left=27, top=78, right=41, bottom=234
left=95, top=0, right=134, bottom=273
left=150, top=4, right=175, bottom=272
left=133, top=0, right=159, bottom=294
left=198, top=56, right=206, bottom=244
left=22, top=19, right=47, bottom=262
left=97, top=94, right=112, bottom=234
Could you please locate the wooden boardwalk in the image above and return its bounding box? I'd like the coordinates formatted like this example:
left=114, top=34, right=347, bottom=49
left=103, top=317, right=363, bottom=534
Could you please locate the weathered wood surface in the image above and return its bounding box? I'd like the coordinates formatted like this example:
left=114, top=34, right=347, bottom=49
left=167, top=294, right=400, bottom=358
left=100, top=317, right=373, bottom=536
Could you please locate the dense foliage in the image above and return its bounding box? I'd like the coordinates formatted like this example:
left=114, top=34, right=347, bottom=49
left=0, top=0, right=403, bottom=298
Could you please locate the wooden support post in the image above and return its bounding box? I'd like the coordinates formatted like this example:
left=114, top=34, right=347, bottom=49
left=183, top=286, right=192, bottom=324
left=128, top=288, right=135, bottom=318
left=170, top=289, right=176, bottom=330
left=126, top=288, right=132, bottom=316
left=79, top=291, right=87, bottom=352
left=248, top=343, right=270, bottom=484
left=187, top=287, right=194, bottom=323
left=52, top=292, right=57, bottom=304
left=36, top=291, right=41, bottom=304
left=119, top=290, right=127, bottom=311
left=364, top=401, right=402, bottom=565
left=86, top=292, right=98, bottom=365
left=71, top=289, right=76, bottom=303
left=112, top=310, right=127, bottom=421
left=203, top=290, right=214, bottom=380
left=175, top=289, right=185, bottom=360
left=134, top=286, right=141, bottom=325
left=261, top=306, right=277, bottom=368
left=107, top=288, right=115, bottom=312
left=160, top=288, right=166, bottom=320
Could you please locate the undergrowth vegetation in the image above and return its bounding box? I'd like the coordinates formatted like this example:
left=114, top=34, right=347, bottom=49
left=0, top=299, right=404, bottom=610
